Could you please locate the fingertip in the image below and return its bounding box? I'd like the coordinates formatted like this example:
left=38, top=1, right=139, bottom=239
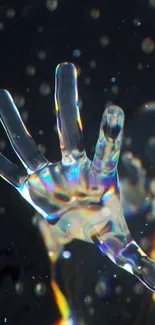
left=101, top=105, right=125, bottom=142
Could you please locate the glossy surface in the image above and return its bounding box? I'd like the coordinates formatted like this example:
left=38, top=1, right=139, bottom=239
left=1, top=62, right=155, bottom=293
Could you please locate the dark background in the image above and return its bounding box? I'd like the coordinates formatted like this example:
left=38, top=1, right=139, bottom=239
left=0, top=0, right=155, bottom=324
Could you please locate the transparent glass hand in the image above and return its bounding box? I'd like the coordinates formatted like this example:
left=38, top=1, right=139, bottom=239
left=0, top=62, right=155, bottom=292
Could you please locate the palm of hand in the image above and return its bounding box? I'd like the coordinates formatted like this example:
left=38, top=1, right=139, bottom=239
left=1, top=62, right=155, bottom=292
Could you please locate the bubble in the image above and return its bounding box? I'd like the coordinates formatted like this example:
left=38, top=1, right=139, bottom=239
left=72, top=49, right=81, bottom=58
left=90, top=8, right=100, bottom=19
left=34, top=282, right=47, bottom=297
left=0, top=138, right=6, bottom=150
left=99, top=35, right=110, bottom=48
left=25, top=65, right=36, bottom=77
left=6, top=8, right=16, bottom=19
left=37, top=50, right=46, bottom=60
left=39, top=82, right=51, bottom=95
left=13, top=94, right=25, bottom=108
left=15, top=281, right=24, bottom=295
left=141, top=37, right=155, bottom=54
left=95, top=281, right=106, bottom=297
left=46, top=0, right=58, bottom=12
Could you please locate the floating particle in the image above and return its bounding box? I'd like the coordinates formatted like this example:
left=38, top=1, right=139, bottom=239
left=111, top=85, right=119, bottom=95
left=78, top=98, right=83, bottom=110
left=37, top=144, right=47, bottom=155
left=84, top=77, right=91, bottom=85
left=62, top=250, right=71, bottom=259
left=25, top=65, right=36, bottom=77
left=141, top=37, right=155, bottom=54
left=99, top=35, right=110, bottom=48
left=13, top=94, right=25, bottom=108
left=115, top=285, right=122, bottom=294
left=90, top=8, right=100, bottom=19
left=32, top=213, right=40, bottom=226
left=0, top=22, right=4, bottom=30
left=38, top=25, right=44, bottom=33
left=39, top=82, right=51, bottom=95
left=126, top=296, right=131, bottom=303
left=46, top=0, right=58, bottom=12
left=15, top=281, right=24, bottom=295
left=6, top=8, right=16, bottom=18
left=133, top=282, right=144, bottom=294
left=37, top=50, right=46, bottom=60
left=142, top=102, right=155, bottom=112
left=123, top=137, right=132, bottom=147
left=140, top=237, right=150, bottom=250
left=72, top=49, right=81, bottom=58
left=21, top=110, right=29, bottom=123
left=0, top=206, right=5, bottom=215
left=95, top=281, right=106, bottom=297
left=84, top=295, right=93, bottom=306
left=34, top=282, right=47, bottom=296
left=111, top=77, right=116, bottom=83
left=0, top=138, right=6, bottom=150
left=137, top=62, right=143, bottom=70
left=38, top=129, right=44, bottom=135
left=133, top=18, right=141, bottom=26
left=4, top=318, right=7, bottom=323
left=149, top=0, right=155, bottom=8
left=89, top=60, right=96, bottom=69
left=89, top=307, right=95, bottom=315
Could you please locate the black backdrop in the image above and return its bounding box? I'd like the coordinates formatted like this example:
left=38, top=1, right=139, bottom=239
left=0, top=0, right=155, bottom=324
